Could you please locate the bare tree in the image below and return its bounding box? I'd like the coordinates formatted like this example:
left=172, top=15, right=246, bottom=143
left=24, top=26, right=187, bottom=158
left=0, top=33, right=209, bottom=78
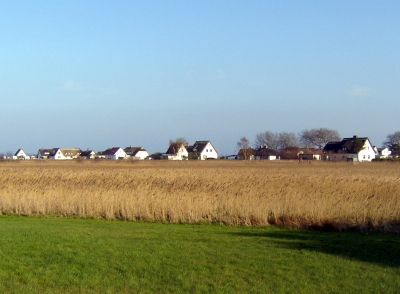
left=254, top=131, right=280, bottom=150
left=255, top=131, right=299, bottom=151
left=278, top=132, right=299, bottom=150
left=299, top=128, right=341, bottom=149
left=237, top=137, right=253, bottom=160
left=169, top=137, right=188, bottom=146
left=383, top=131, right=400, bottom=155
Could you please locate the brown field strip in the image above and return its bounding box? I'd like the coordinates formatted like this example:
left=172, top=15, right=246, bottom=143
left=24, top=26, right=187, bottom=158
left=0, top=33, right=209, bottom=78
left=0, top=160, right=399, bottom=231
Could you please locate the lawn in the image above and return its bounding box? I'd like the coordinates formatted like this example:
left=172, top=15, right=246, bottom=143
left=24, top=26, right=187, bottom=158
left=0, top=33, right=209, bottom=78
left=0, top=216, right=399, bottom=293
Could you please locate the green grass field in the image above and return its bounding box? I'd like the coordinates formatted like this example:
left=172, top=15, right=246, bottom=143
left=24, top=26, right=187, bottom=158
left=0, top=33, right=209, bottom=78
left=0, top=216, right=399, bottom=293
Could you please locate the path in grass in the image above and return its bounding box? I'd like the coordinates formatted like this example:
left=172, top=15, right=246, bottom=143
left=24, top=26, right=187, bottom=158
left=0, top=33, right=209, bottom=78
left=0, top=216, right=399, bottom=293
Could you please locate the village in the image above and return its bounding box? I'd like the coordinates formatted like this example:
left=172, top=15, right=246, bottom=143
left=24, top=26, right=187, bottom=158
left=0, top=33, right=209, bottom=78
left=2, top=135, right=395, bottom=162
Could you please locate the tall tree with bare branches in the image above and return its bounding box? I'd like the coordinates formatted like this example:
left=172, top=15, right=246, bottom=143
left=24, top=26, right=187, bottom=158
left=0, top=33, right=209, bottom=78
left=299, top=128, right=341, bottom=149
left=383, top=131, right=400, bottom=155
left=237, top=137, right=253, bottom=160
left=169, top=137, right=188, bottom=146
left=255, top=131, right=299, bottom=151
left=254, top=131, right=280, bottom=150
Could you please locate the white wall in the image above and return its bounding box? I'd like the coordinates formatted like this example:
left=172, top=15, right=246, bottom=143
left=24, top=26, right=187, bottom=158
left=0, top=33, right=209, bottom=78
left=107, top=148, right=127, bottom=160
left=199, top=142, right=218, bottom=160
left=357, top=141, right=376, bottom=162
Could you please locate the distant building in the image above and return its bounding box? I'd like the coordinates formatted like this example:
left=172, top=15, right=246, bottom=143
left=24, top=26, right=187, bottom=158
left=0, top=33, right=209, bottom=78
left=47, top=148, right=81, bottom=160
left=324, top=135, right=376, bottom=162
left=187, top=141, right=218, bottom=160
left=37, top=148, right=53, bottom=159
left=124, top=146, right=150, bottom=160
left=99, top=147, right=127, bottom=160
left=14, top=149, right=30, bottom=160
left=164, top=143, right=188, bottom=160
left=376, top=147, right=391, bottom=159
left=253, top=146, right=280, bottom=160
left=79, top=150, right=96, bottom=159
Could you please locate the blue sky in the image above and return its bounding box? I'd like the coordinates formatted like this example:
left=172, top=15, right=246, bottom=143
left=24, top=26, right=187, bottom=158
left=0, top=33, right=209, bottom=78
left=1, top=1, right=399, bottom=155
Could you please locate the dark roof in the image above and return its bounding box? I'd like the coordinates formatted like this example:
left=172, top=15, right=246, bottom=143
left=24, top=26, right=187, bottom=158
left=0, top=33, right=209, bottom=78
left=324, top=136, right=370, bottom=153
left=37, top=148, right=53, bottom=157
left=48, top=148, right=81, bottom=157
left=187, top=141, right=218, bottom=154
left=166, top=143, right=185, bottom=155
left=103, top=147, right=123, bottom=155
left=124, top=146, right=148, bottom=156
left=49, top=148, right=58, bottom=156
left=80, top=150, right=94, bottom=157
left=14, top=149, right=24, bottom=156
left=253, top=146, right=279, bottom=157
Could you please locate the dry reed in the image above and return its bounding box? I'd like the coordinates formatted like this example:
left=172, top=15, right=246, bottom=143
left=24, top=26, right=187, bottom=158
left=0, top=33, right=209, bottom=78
left=0, top=160, right=399, bottom=232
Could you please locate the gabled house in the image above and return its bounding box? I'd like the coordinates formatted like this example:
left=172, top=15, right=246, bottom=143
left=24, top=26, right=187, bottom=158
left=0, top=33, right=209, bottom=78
left=298, top=148, right=323, bottom=160
left=48, top=148, right=81, bottom=160
left=253, top=146, right=280, bottom=160
left=14, top=149, right=30, bottom=160
left=376, top=147, right=392, bottom=159
left=164, top=143, right=188, bottom=160
left=186, top=140, right=218, bottom=160
left=100, top=147, right=127, bottom=160
left=79, top=150, right=96, bottom=159
left=124, top=146, right=150, bottom=160
left=324, top=135, right=376, bottom=162
left=37, top=148, right=53, bottom=159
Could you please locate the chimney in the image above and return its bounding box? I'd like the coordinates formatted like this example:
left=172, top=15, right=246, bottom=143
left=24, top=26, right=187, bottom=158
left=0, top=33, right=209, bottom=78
left=353, top=135, right=358, bottom=139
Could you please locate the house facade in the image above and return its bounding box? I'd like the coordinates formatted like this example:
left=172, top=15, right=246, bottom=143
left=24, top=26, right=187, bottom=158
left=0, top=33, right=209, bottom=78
left=164, top=143, right=188, bottom=160
left=101, top=147, right=127, bottom=160
left=48, top=148, right=81, bottom=160
left=79, top=150, right=96, bottom=159
left=376, top=147, right=392, bottom=159
left=13, top=149, right=30, bottom=160
left=324, top=135, right=376, bottom=162
left=187, top=141, right=218, bottom=160
left=253, top=146, right=280, bottom=160
left=37, top=148, right=53, bottom=159
left=298, top=148, right=323, bottom=160
left=124, top=146, right=150, bottom=160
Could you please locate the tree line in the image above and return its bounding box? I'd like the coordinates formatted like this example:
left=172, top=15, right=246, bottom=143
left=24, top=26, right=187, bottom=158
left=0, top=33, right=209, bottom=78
left=237, top=128, right=400, bottom=156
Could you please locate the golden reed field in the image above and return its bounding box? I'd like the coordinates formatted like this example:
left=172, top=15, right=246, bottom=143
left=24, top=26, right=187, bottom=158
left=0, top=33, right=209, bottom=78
left=0, top=160, right=399, bottom=232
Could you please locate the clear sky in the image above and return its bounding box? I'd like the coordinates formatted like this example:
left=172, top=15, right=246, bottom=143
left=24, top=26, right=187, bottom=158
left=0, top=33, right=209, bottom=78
left=1, top=1, right=399, bottom=155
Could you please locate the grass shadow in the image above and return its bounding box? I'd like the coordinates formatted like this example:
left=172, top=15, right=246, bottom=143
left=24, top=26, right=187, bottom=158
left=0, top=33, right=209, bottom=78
left=230, top=229, right=400, bottom=267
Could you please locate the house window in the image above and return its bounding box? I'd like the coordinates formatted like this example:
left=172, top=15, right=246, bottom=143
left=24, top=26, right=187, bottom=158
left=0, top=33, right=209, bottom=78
left=210, top=149, right=213, bottom=152
left=363, top=155, right=365, bottom=159
left=368, top=155, right=370, bottom=159
left=206, top=149, right=208, bottom=152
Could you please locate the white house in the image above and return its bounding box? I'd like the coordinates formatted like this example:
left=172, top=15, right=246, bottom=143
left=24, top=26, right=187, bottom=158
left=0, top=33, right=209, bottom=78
left=48, top=148, right=81, bottom=160
left=187, top=141, right=218, bottom=160
left=253, top=146, right=280, bottom=160
left=101, top=147, right=127, bottom=160
left=376, top=147, right=392, bottom=159
left=164, top=143, right=188, bottom=160
left=324, top=135, right=376, bottom=162
left=79, top=150, right=96, bottom=159
left=13, top=149, right=30, bottom=160
left=124, top=146, right=150, bottom=160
